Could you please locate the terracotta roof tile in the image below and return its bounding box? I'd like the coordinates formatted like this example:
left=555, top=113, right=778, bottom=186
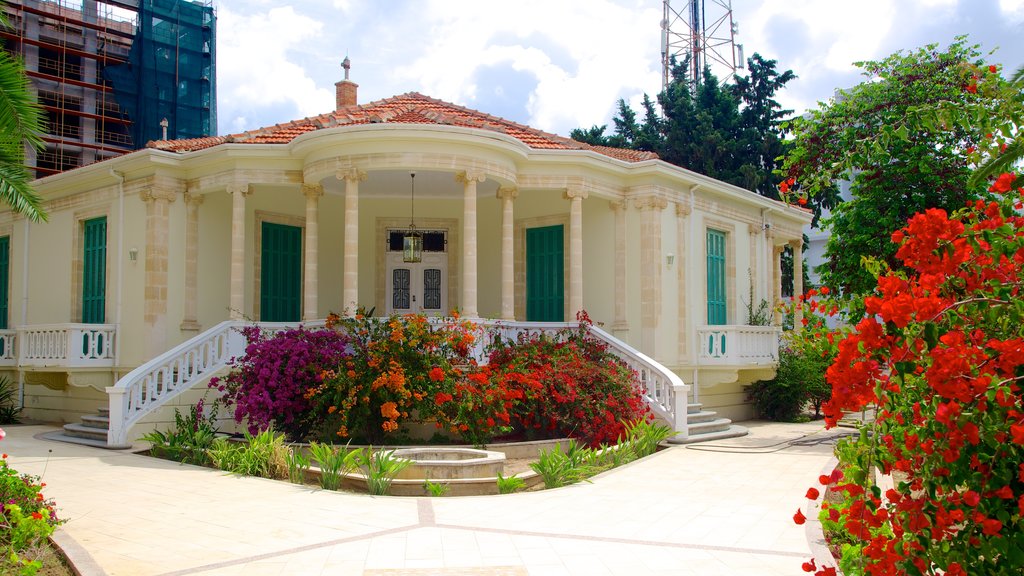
left=147, top=92, right=657, bottom=163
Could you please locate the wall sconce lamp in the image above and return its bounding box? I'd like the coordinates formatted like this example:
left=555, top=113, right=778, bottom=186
left=666, top=253, right=675, bottom=268
left=128, top=247, right=139, bottom=262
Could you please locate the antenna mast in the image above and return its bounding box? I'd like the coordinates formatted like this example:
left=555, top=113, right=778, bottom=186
left=661, top=0, right=743, bottom=92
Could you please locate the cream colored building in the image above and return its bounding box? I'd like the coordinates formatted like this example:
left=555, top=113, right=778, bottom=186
left=0, top=73, right=811, bottom=447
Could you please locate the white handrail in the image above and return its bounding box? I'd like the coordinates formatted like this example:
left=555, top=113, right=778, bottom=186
left=106, top=320, right=324, bottom=447
left=697, top=325, right=780, bottom=365
left=17, top=323, right=116, bottom=368
left=107, top=317, right=690, bottom=447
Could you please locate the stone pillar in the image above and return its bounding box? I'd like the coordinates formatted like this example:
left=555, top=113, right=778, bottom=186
left=635, top=195, right=667, bottom=355
left=565, top=186, right=588, bottom=319
left=773, top=243, right=784, bottom=325
left=610, top=200, right=628, bottom=336
left=302, top=184, right=323, bottom=321
left=496, top=186, right=518, bottom=320
left=457, top=170, right=486, bottom=318
left=676, top=201, right=691, bottom=361
left=180, top=190, right=203, bottom=333
left=791, top=238, right=804, bottom=328
left=227, top=183, right=250, bottom=320
left=141, top=185, right=177, bottom=359
left=337, top=168, right=366, bottom=316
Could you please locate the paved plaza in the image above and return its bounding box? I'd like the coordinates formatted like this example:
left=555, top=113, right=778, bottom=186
left=3, top=421, right=843, bottom=575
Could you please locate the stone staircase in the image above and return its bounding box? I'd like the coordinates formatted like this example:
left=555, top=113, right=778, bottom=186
left=674, top=402, right=748, bottom=444
left=41, top=407, right=122, bottom=449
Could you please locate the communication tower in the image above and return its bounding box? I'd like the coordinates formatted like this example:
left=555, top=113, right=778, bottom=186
left=661, top=0, right=743, bottom=91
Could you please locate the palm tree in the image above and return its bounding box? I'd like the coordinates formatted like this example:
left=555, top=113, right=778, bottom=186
left=0, top=6, right=46, bottom=222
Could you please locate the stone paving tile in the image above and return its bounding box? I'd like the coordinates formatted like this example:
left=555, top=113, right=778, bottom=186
left=1, top=422, right=838, bottom=576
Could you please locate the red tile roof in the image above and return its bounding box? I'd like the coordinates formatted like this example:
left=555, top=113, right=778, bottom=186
left=146, top=92, right=658, bottom=163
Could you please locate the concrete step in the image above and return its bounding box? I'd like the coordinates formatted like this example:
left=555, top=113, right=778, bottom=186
left=80, top=414, right=110, bottom=430
left=39, top=430, right=125, bottom=450
left=62, top=422, right=108, bottom=442
left=686, top=410, right=720, bottom=425
left=687, top=403, right=703, bottom=414
left=97, top=407, right=110, bottom=417
left=686, top=417, right=735, bottom=436
left=671, top=424, right=749, bottom=444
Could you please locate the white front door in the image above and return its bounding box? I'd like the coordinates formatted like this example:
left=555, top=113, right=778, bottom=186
left=385, top=234, right=448, bottom=315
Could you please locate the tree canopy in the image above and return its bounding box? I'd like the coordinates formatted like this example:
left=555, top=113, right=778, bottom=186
left=780, top=38, right=1010, bottom=294
left=571, top=53, right=796, bottom=199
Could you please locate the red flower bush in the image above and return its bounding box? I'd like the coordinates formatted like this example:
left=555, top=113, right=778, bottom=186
left=808, top=171, right=1024, bottom=575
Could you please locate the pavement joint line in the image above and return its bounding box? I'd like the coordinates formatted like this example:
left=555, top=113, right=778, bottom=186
left=418, top=498, right=436, bottom=525
left=153, top=523, right=421, bottom=576
left=431, top=523, right=809, bottom=559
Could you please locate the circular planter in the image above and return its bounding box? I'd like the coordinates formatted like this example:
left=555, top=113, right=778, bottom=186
left=391, top=447, right=505, bottom=480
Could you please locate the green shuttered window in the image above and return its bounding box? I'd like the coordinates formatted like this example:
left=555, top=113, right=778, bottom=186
left=260, top=222, right=302, bottom=322
left=526, top=225, right=564, bottom=322
left=82, top=217, right=107, bottom=324
left=706, top=229, right=727, bottom=325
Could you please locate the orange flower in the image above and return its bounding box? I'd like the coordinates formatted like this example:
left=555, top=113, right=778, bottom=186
left=380, top=401, right=400, bottom=420
left=328, top=405, right=337, bottom=414
left=30, top=512, right=43, bottom=520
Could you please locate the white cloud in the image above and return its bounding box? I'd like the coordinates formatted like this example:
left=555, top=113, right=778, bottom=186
left=216, top=5, right=333, bottom=133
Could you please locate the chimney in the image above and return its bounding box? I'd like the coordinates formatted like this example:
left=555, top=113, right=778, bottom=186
left=335, top=56, right=358, bottom=110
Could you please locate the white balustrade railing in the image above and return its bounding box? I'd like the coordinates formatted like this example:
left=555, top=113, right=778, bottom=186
left=17, top=324, right=116, bottom=368
left=0, top=330, right=15, bottom=366
left=106, top=320, right=325, bottom=447
left=108, top=317, right=693, bottom=447
left=697, top=325, right=780, bottom=365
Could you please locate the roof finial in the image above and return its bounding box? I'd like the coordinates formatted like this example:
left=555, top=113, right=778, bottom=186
left=342, top=55, right=351, bottom=81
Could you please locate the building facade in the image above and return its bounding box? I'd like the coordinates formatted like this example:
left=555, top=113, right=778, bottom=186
left=1, top=0, right=216, bottom=178
left=0, top=73, right=811, bottom=444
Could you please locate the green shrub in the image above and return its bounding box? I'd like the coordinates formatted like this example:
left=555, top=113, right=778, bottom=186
left=0, top=377, right=22, bottom=425
left=495, top=472, right=525, bottom=494
left=308, top=442, right=362, bottom=491
left=0, top=454, right=63, bottom=575
left=357, top=448, right=411, bottom=496
left=141, top=400, right=218, bottom=466
left=208, top=429, right=289, bottom=479
left=746, top=348, right=831, bottom=422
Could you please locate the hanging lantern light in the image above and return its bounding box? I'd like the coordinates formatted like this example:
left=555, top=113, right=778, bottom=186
left=403, top=172, right=422, bottom=263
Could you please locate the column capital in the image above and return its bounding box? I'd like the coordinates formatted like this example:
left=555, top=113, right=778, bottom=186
left=773, top=244, right=786, bottom=254
left=456, top=170, right=486, bottom=184
left=183, top=191, right=204, bottom=206
left=225, top=182, right=251, bottom=196
left=337, top=167, right=368, bottom=183
left=496, top=185, right=518, bottom=201
left=675, top=201, right=691, bottom=217
left=139, top=186, right=177, bottom=204
left=788, top=238, right=804, bottom=250
left=633, top=195, right=667, bottom=211
left=564, top=186, right=588, bottom=201
left=302, top=183, right=324, bottom=199
left=609, top=199, right=626, bottom=213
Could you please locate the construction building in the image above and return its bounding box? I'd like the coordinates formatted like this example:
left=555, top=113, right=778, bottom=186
left=0, top=0, right=216, bottom=178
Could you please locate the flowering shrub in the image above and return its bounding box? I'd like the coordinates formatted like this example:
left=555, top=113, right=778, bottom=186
left=487, top=313, right=649, bottom=447
left=796, top=171, right=1024, bottom=575
left=306, top=312, right=483, bottom=444
left=212, top=326, right=350, bottom=438
left=0, top=429, right=63, bottom=575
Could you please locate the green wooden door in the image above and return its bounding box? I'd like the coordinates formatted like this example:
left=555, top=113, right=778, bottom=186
left=260, top=222, right=302, bottom=322
left=526, top=225, right=564, bottom=321
left=0, top=236, right=8, bottom=330
left=706, top=229, right=727, bottom=325
left=82, top=217, right=107, bottom=324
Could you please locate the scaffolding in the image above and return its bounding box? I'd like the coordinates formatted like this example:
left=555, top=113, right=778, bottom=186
left=1, top=0, right=215, bottom=177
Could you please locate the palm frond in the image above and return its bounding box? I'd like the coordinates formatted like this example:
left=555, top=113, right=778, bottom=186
left=0, top=50, right=44, bottom=151
left=0, top=162, right=45, bottom=222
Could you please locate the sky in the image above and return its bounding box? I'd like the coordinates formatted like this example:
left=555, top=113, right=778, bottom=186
left=213, top=0, right=1024, bottom=139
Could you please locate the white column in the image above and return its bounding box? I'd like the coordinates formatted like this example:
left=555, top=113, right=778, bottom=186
left=227, top=183, right=250, bottom=320
left=676, top=201, right=691, bottom=361
left=337, top=168, right=366, bottom=316
left=180, top=190, right=203, bottom=332
left=457, top=170, right=485, bottom=318
left=302, top=183, right=323, bottom=321
left=610, top=200, right=628, bottom=336
left=497, top=186, right=518, bottom=320
left=141, top=185, right=177, bottom=358
left=791, top=238, right=804, bottom=328
left=565, top=186, right=588, bottom=319
left=773, top=242, right=784, bottom=325
left=634, top=195, right=667, bottom=355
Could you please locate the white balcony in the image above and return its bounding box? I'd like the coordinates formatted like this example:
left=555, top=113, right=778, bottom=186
left=697, top=325, right=780, bottom=366
left=15, top=324, right=117, bottom=368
